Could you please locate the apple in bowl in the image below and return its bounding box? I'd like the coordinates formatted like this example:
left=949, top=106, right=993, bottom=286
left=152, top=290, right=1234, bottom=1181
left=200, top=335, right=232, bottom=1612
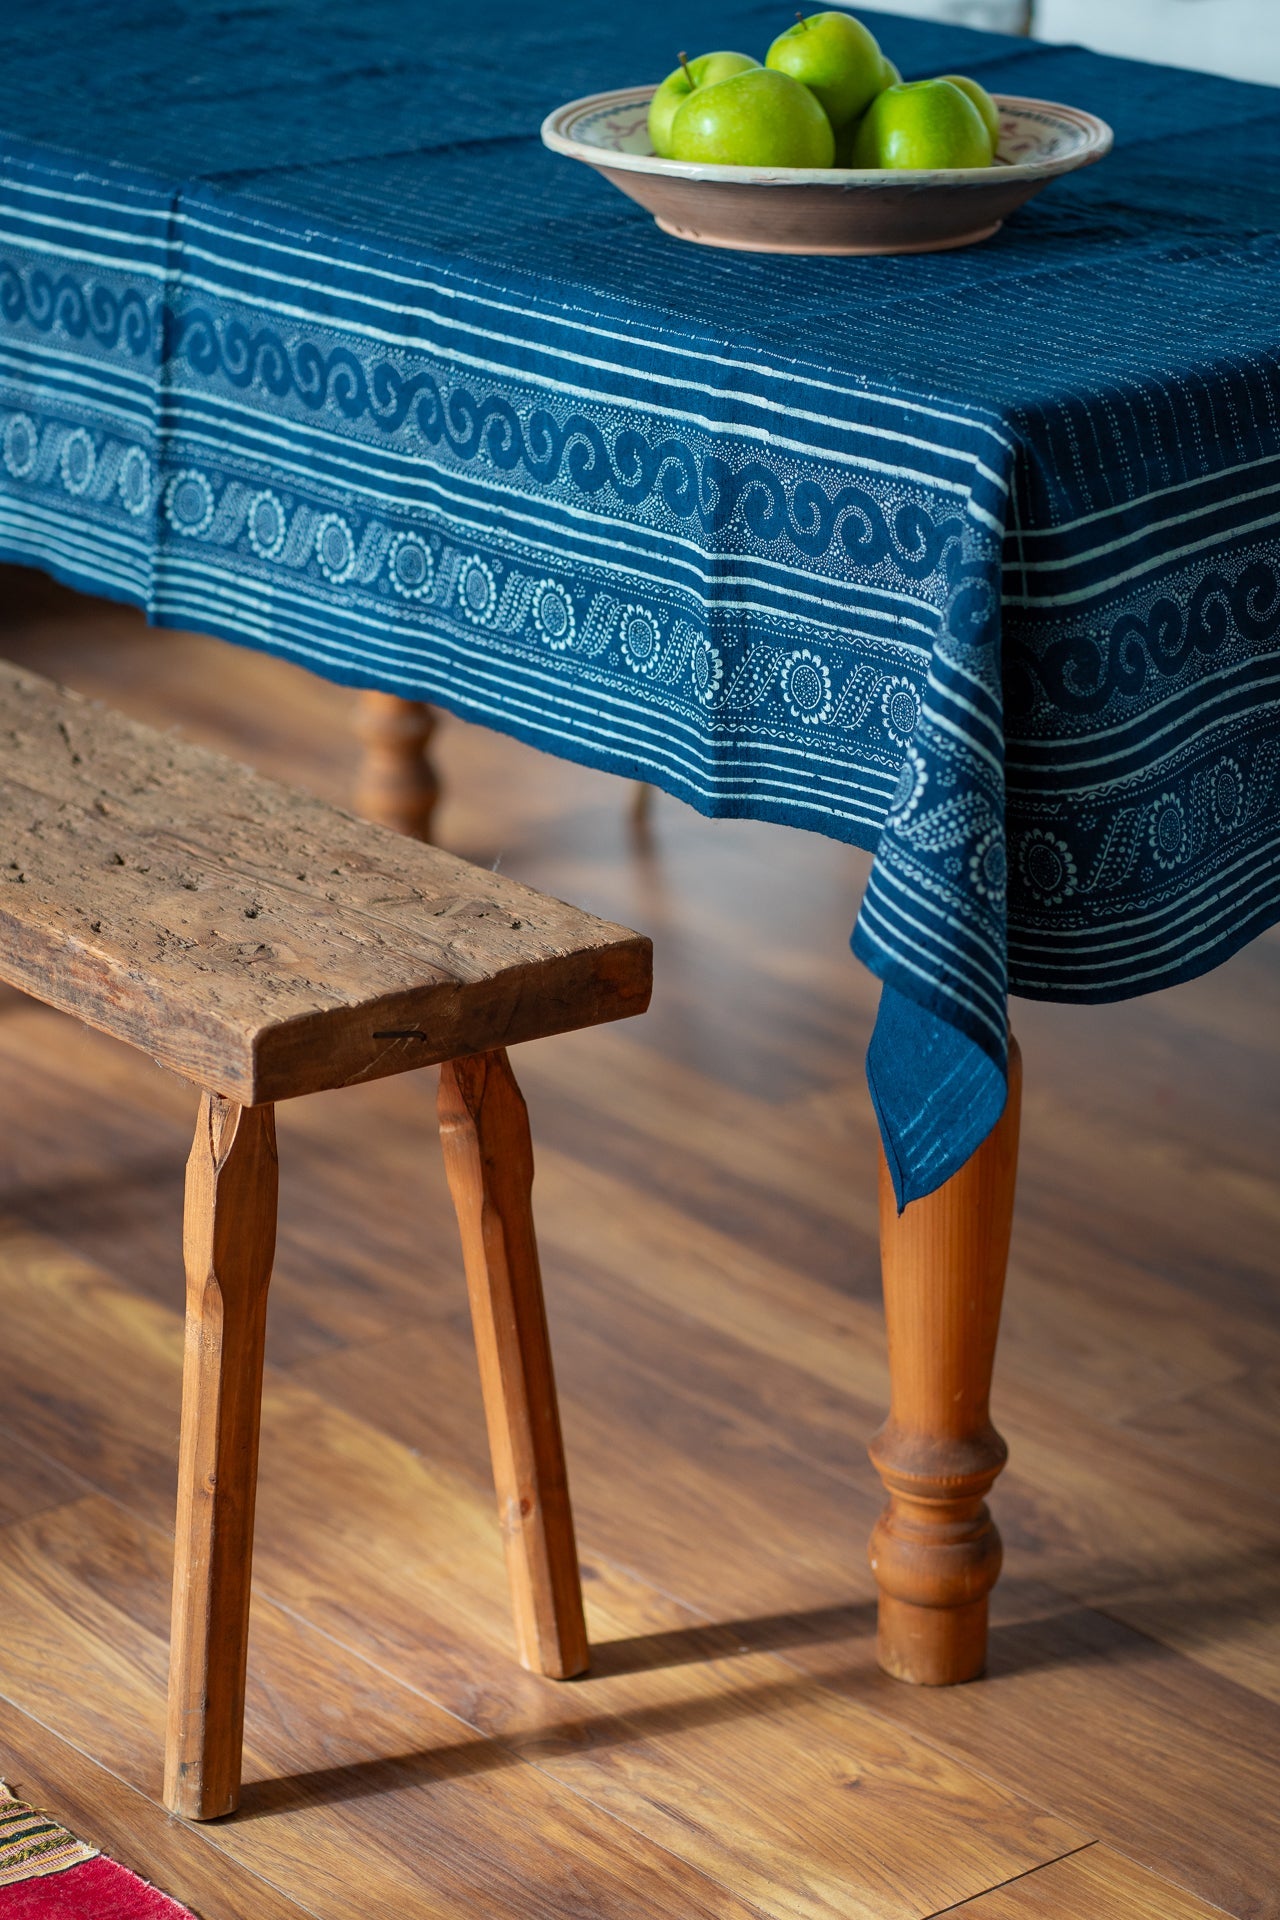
left=669, top=64, right=836, bottom=168
left=648, top=50, right=761, bottom=156
left=764, top=10, right=886, bottom=131
left=852, top=77, right=995, bottom=169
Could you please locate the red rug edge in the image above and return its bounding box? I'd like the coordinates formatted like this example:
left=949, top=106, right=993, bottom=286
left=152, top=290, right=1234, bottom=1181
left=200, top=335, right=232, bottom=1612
left=0, top=1854, right=199, bottom=1919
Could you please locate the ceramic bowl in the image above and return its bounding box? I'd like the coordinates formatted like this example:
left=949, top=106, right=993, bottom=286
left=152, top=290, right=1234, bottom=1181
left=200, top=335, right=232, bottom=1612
left=540, top=88, right=1112, bottom=255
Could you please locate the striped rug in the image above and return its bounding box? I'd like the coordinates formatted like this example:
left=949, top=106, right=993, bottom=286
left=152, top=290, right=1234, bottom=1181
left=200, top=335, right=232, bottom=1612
left=0, top=1785, right=196, bottom=1917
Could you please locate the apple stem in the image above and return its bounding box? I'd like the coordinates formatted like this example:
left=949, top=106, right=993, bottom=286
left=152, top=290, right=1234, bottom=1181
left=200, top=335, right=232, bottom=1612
left=795, top=10, right=809, bottom=26
left=677, top=50, right=695, bottom=86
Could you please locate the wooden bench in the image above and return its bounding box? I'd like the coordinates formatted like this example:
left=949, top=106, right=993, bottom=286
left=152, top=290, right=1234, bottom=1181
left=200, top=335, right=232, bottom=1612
left=0, top=662, right=652, bottom=1821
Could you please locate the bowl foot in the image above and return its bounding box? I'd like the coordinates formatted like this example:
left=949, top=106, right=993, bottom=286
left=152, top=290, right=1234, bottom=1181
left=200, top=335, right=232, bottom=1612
left=653, top=218, right=1003, bottom=256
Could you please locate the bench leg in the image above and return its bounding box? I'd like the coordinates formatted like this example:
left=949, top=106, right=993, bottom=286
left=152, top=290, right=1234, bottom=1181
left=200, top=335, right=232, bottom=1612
left=868, top=1037, right=1022, bottom=1685
left=165, top=1094, right=278, bottom=1819
left=438, top=1050, right=589, bottom=1680
left=354, top=691, right=439, bottom=841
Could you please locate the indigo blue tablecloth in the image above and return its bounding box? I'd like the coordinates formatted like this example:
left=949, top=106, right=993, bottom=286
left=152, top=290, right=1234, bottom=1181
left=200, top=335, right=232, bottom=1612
left=1, top=2, right=1278, bottom=1202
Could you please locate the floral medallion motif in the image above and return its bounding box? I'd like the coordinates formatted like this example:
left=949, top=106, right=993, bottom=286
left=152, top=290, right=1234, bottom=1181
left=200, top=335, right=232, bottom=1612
left=620, top=604, right=661, bottom=674
left=531, top=578, right=576, bottom=650
left=459, top=555, right=498, bottom=625
left=889, top=744, right=927, bottom=822
left=387, top=531, right=434, bottom=600
left=164, top=467, right=215, bottom=536
left=314, top=512, right=356, bottom=584
left=247, top=488, right=288, bottom=560
left=781, top=647, right=833, bottom=726
left=59, top=427, right=96, bottom=496
left=117, top=445, right=152, bottom=517
left=970, top=827, right=1007, bottom=902
left=1212, top=756, right=1243, bottom=830
left=1149, top=792, right=1187, bottom=868
left=690, top=634, right=723, bottom=706
left=1018, top=828, right=1077, bottom=904
left=881, top=674, right=922, bottom=744
left=2, top=412, right=39, bottom=480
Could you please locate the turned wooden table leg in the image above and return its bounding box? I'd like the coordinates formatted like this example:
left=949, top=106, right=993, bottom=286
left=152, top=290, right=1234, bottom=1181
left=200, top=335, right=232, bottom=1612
left=354, top=690, right=439, bottom=840
left=165, top=1094, right=278, bottom=1820
left=868, top=1036, right=1022, bottom=1685
left=437, top=1050, right=589, bottom=1680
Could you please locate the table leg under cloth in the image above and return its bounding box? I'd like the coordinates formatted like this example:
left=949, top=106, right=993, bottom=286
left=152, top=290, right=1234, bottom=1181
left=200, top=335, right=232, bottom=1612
left=351, top=695, right=657, bottom=846
left=870, top=1036, right=1021, bottom=1684
left=353, top=691, right=440, bottom=841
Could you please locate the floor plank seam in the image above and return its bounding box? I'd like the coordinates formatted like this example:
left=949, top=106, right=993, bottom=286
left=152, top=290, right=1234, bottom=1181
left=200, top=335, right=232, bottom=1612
left=921, top=1840, right=1100, bottom=1918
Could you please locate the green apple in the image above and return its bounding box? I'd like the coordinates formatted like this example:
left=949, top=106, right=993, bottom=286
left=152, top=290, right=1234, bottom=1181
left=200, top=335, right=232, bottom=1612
left=851, top=78, right=993, bottom=169
left=648, top=51, right=761, bottom=158
left=832, top=51, right=902, bottom=164
left=765, top=12, right=884, bottom=129
left=939, top=73, right=1001, bottom=154
left=670, top=66, right=835, bottom=167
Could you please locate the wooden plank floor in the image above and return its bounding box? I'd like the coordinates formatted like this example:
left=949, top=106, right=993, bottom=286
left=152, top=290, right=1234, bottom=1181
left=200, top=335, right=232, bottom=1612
left=0, top=565, right=1275, bottom=1920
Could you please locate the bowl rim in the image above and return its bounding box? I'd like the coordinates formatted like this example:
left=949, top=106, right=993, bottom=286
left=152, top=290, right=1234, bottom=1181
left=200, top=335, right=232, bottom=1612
left=540, top=86, right=1113, bottom=188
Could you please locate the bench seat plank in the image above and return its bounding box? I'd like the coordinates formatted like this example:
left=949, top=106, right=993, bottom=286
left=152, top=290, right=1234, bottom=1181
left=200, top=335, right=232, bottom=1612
left=0, top=665, right=651, bottom=1103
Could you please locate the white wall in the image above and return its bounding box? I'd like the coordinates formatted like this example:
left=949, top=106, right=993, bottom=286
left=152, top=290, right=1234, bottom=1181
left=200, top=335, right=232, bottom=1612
left=851, top=0, right=1031, bottom=30
left=1034, top=0, right=1280, bottom=85
left=847, top=0, right=1280, bottom=85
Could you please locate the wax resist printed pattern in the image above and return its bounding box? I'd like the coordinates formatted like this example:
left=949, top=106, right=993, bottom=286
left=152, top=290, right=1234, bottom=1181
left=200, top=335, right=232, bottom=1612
left=2, top=116, right=1279, bottom=1201
left=1002, top=551, right=1280, bottom=1001
left=859, top=533, right=1280, bottom=1069
left=0, top=390, right=966, bottom=824
left=0, top=227, right=1005, bottom=876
